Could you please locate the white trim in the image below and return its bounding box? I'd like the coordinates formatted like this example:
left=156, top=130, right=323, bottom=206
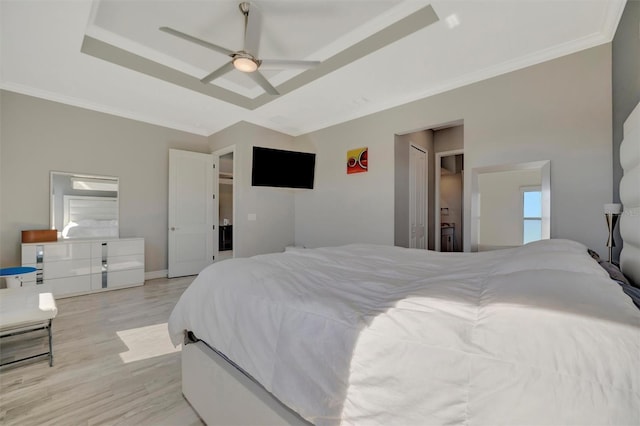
left=0, top=82, right=211, bottom=137
left=290, top=31, right=618, bottom=137
left=435, top=149, right=464, bottom=252
left=145, top=270, right=168, bottom=281
left=601, top=0, right=628, bottom=43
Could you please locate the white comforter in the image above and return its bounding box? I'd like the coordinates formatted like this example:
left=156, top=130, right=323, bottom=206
left=168, top=239, right=640, bottom=425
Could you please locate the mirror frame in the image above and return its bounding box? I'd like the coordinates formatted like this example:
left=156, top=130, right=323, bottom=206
left=50, top=171, right=120, bottom=239
left=470, top=160, right=550, bottom=252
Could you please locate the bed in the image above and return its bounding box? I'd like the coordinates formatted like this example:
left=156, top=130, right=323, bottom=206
left=168, top=102, right=640, bottom=426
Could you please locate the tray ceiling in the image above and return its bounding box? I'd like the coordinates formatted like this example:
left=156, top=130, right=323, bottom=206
left=0, top=0, right=626, bottom=136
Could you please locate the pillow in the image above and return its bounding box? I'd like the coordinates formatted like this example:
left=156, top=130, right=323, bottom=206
left=588, top=249, right=632, bottom=285
left=587, top=248, right=601, bottom=261
left=588, top=249, right=639, bottom=309
left=597, top=259, right=632, bottom=287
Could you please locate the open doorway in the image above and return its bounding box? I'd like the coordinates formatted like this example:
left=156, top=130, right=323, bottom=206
left=436, top=151, right=464, bottom=252
left=214, top=147, right=235, bottom=262
left=394, top=122, right=464, bottom=252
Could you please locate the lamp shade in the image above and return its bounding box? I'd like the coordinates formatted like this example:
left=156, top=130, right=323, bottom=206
left=604, top=203, right=623, bottom=214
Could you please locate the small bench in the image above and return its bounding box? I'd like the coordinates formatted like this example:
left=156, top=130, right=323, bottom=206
left=0, top=288, right=58, bottom=367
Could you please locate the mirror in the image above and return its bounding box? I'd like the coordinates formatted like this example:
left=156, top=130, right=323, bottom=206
left=470, top=160, right=550, bottom=251
left=50, top=171, right=119, bottom=239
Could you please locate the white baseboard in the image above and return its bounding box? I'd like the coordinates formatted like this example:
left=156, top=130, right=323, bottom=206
left=145, top=270, right=168, bottom=281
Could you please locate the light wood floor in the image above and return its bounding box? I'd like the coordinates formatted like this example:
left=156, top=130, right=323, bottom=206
left=0, top=277, right=204, bottom=426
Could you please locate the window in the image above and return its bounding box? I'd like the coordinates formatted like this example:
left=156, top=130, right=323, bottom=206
left=522, top=187, right=542, bottom=244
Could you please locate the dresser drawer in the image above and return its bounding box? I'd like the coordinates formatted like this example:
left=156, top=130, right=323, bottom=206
left=102, top=239, right=144, bottom=257
left=44, top=243, right=92, bottom=261
left=107, top=269, right=144, bottom=288
left=107, top=254, right=144, bottom=272
left=47, top=276, right=92, bottom=297
left=44, top=259, right=92, bottom=279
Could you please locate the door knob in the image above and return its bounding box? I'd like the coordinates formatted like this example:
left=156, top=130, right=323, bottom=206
left=170, top=227, right=176, bottom=231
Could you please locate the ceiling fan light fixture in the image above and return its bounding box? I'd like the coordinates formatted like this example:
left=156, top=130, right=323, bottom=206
left=233, top=56, right=258, bottom=73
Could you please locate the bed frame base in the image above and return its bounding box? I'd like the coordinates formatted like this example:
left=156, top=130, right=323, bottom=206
left=182, top=339, right=311, bottom=426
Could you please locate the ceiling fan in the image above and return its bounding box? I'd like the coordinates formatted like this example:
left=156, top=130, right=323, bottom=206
left=159, top=2, right=320, bottom=95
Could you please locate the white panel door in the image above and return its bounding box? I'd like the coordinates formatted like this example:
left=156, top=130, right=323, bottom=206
left=168, top=149, right=215, bottom=278
left=409, top=144, right=427, bottom=249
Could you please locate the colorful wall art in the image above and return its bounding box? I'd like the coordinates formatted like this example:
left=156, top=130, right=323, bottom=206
left=347, top=147, right=368, bottom=174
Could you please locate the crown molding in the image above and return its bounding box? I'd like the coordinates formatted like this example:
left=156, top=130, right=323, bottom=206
left=0, top=82, right=211, bottom=136
left=292, top=29, right=615, bottom=137
left=1, top=1, right=626, bottom=139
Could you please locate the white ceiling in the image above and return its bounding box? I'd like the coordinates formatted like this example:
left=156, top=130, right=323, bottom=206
left=0, top=0, right=626, bottom=137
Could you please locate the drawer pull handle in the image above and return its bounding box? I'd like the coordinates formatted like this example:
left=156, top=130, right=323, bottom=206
left=102, top=242, right=108, bottom=288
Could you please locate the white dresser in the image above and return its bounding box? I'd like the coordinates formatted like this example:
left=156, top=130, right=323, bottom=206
left=21, top=238, right=144, bottom=298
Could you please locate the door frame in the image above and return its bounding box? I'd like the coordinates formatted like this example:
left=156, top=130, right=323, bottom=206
left=435, top=149, right=464, bottom=251
left=409, top=143, right=428, bottom=249
left=212, top=145, right=237, bottom=261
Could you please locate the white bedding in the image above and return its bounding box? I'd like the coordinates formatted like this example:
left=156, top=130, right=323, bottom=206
left=168, top=239, right=640, bottom=425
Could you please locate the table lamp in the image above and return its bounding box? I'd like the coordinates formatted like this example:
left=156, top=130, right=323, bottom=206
left=604, top=203, right=622, bottom=264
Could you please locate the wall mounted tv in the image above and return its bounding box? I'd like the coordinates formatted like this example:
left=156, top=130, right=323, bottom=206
left=251, top=146, right=316, bottom=189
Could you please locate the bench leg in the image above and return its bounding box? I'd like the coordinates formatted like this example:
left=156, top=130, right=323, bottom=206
left=48, top=319, right=53, bottom=367
left=0, top=320, right=54, bottom=368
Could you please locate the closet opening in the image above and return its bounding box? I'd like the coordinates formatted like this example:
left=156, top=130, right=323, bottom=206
left=394, top=121, right=464, bottom=252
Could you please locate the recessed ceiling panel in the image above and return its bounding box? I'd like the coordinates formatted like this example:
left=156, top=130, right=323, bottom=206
left=86, top=0, right=416, bottom=99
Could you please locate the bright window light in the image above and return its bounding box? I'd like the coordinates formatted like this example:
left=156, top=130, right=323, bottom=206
left=445, top=14, right=460, bottom=29
left=117, top=323, right=181, bottom=364
left=71, top=177, right=118, bottom=191
left=522, top=188, right=542, bottom=244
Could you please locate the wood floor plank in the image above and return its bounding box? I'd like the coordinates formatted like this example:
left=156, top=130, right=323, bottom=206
left=0, top=277, right=204, bottom=426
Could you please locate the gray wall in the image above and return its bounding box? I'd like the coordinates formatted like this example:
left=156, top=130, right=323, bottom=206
left=208, top=121, right=315, bottom=258
left=0, top=40, right=619, bottom=268
left=612, top=0, right=640, bottom=260
left=434, top=126, right=464, bottom=153
left=0, top=91, right=210, bottom=271
left=295, top=44, right=613, bottom=256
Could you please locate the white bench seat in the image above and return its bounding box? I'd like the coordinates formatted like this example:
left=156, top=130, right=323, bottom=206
left=0, top=288, right=58, bottom=367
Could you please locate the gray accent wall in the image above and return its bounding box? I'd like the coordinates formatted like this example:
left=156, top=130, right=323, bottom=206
left=294, top=44, right=613, bottom=257
left=612, top=0, right=640, bottom=261
left=0, top=91, right=210, bottom=271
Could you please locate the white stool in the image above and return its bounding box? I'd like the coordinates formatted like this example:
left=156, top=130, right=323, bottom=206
left=0, top=288, right=58, bottom=367
left=0, top=266, right=37, bottom=289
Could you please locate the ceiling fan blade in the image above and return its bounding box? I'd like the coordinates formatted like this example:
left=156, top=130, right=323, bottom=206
left=244, top=2, right=262, bottom=56
left=248, top=71, right=279, bottom=95
left=259, top=59, right=321, bottom=70
left=159, top=26, right=234, bottom=56
left=201, top=61, right=235, bottom=84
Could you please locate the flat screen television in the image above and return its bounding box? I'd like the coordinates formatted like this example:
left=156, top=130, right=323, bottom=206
left=251, top=146, right=316, bottom=189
